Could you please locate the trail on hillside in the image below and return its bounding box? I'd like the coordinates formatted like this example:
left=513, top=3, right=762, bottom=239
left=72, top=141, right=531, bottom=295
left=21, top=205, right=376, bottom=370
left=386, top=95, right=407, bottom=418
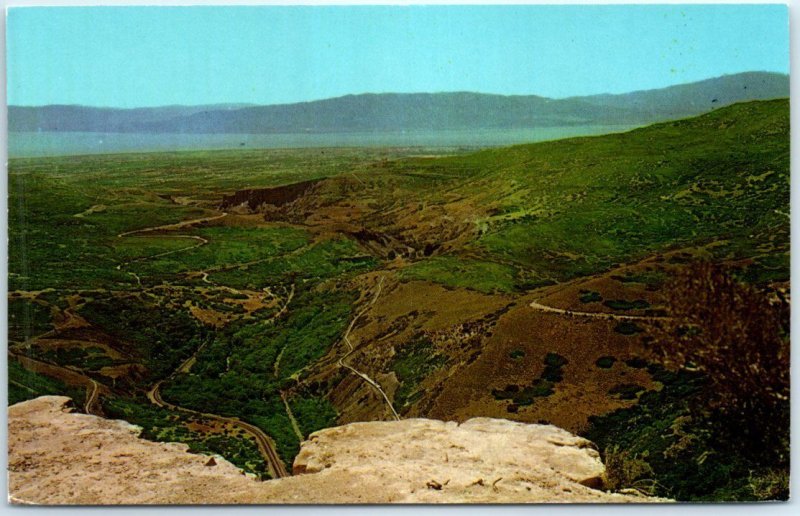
left=280, top=392, right=305, bottom=442
left=192, top=240, right=313, bottom=285
left=116, top=212, right=228, bottom=238
left=114, top=212, right=228, bottom=285
left=10, top=351, right=108, bottom=416
left=337, top=276, right=400, bottom=421
left=528, top=300, right=670, bottom=322
left=84, top=380, right=102, bottom=416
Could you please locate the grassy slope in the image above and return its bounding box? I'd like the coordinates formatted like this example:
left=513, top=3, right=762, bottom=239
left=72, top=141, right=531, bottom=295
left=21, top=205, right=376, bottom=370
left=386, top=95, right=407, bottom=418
left=395, top=100, right=788, bottom=289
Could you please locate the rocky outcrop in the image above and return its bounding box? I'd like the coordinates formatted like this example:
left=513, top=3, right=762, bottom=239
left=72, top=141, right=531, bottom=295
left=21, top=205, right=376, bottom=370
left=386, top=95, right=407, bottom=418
left=8, top=396, right=664, bottom=504
left=219, top=180, right=320, bottom=212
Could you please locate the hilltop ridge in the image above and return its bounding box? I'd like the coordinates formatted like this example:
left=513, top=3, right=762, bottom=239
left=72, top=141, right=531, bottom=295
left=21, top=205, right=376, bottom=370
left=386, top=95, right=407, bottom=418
left=8, top=72, right=787, bottom=134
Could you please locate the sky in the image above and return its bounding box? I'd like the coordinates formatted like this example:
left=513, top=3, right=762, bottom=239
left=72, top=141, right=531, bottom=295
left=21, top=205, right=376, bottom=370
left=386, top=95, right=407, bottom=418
left=6, top=4, right=789, bottom=108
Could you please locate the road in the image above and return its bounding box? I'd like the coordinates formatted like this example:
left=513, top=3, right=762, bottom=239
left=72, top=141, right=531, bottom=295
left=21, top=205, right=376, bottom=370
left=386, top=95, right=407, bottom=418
left=337, top=276, right=400, bottom=421
left=280, top=391, right=304, bottom=441
left=528, top=300, right=670, bottom=321
left=115, top=212, right=227, bottom=286
left=145, top=339, right=290, bottom=478
left=116, top=212, right=228, bottom=238
left=147, top=380, right=289, bottom=478
left=85, top=380, right=102, bottom=416
left=116, top=235, right=208, bottom=269
left=12, top=306, right=87, bottom=353
left=10, top=352, right=107, bottom=417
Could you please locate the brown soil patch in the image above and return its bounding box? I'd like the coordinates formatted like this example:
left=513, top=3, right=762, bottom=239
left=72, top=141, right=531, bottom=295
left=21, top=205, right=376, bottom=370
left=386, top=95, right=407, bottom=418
left=188, top=305, right=231, bottom=328
left=427, top=301, right=659, bottom=433
left=30, top=338, right=127, bottom=360
left=318, top=274, right=512, bottom=424
left=10, top=354, right=112, bottom=398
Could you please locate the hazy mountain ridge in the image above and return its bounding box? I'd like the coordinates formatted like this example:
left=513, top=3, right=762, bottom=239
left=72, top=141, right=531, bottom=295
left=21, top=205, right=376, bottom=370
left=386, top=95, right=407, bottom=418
left=8, top=72, right=788, bottom=134
left=574, top=71, right=788, bottom=116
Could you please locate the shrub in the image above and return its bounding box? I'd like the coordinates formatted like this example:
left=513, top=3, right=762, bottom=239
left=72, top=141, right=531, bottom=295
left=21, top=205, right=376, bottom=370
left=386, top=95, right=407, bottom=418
left=579, top=291, right=602, bottom=303
left=614, top=322, right=643, bottom=335
left=602, top=446, right=657, bottom=495
left=603, top=299, right=650, bottom=311
left=624, top=357, right=648, bottom=369
left=595, top=356, right=616, bottom=369
left=654, top=262, right=790, bottom=466
left=748, top=469, right=790, bottom=501
left=608, top=383, right=645, bottom=400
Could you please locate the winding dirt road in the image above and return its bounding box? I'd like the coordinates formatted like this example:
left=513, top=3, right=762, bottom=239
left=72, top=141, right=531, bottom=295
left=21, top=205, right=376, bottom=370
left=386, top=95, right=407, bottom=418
left=146, top=342, right=290, bottom=478
left=146, top=381, right=288, bottom=478
left=280, top=392, right=304, bottom=442
left=116, top=212, right=228, bottom=238
left=84, top=380, right=102, bottom=416
left=337, top=276, right=400, bottom=421
left=10, top=352, right=106, bottom=417
left=116, top=212, right=228, bottom=287
left=116, top=235, right=208, bottom=268
left=114, top=212, right=228, bottom=287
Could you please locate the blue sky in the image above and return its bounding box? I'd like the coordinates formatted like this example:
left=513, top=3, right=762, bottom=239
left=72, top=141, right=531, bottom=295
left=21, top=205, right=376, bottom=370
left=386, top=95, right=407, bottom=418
left=6, top=4, right=789, bottom=108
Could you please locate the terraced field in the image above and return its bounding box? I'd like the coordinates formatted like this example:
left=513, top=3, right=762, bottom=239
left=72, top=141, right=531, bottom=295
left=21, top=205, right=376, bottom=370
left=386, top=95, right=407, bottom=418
left=8, top=100, right=789, bottom=498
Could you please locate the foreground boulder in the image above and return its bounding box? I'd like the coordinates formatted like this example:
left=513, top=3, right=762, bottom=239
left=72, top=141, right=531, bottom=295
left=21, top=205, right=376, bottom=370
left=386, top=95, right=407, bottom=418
left=8, top=396, right=663, bottom=504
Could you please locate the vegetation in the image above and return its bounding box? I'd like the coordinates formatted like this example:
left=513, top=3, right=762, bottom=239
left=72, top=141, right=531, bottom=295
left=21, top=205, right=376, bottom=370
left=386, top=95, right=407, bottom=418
left=160, top=286, right=355, bottom=465
left=400, top=256, right=518, bottom=294
left=391, top=336, right=447, bottom=408
left=289, top=396, right=339, bottom=438
left=103, top=397, right=269, bottom=478
left=7, top=299, right=53, bottom=342
left=611, top=270, right=666, bottom=287
left=608, top=383, right=646, bottom=400
left=7, top=101, right=789, bottom=499
left=8, top=360, right=85, bottom=408
left=602, top=446, right=656, bottom=495
left=578, top=291, right=602, bottom=303
left=509, top=349, right=525, bottom=360
left=586, top=264, right=790, bottom=501
left=209, top=238, right=374, bottom=289
left=79, top=295, right=210, bottom=381
left=655, top=263, right=790, bottom=481
left=472, top=100, right=789, bottom=284
left=27, top=345, right=119, bottom=371
left=493, top=352, right=568, bottom=409
left=614, top=322, right=644, bottom=335
left=594, top=356, right=616, bottom=369
left=603, top=299, right=650, bottom=311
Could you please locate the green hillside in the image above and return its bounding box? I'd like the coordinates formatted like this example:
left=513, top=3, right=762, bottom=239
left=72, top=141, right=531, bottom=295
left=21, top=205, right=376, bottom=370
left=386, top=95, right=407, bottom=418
left=394, top=99, right=789, bottom=289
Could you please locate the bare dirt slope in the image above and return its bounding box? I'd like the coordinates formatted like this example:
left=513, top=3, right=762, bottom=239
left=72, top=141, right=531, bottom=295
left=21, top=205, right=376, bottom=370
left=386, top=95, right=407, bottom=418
left=8, top=396, right=662, bottom=504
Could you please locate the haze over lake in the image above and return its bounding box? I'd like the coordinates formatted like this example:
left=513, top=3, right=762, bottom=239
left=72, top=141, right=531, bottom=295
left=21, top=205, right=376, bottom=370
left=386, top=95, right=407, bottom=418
left=8, top=125, right=639, bottom=158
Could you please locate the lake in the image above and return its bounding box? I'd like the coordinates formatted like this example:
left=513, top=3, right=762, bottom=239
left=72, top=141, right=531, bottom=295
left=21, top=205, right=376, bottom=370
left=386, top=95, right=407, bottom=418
left=7, top=125, right=639, bottom=158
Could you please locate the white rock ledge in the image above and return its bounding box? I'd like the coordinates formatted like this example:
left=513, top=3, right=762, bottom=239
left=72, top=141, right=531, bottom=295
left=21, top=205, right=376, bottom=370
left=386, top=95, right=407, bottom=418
left=8, top=396, right=666, bottom=504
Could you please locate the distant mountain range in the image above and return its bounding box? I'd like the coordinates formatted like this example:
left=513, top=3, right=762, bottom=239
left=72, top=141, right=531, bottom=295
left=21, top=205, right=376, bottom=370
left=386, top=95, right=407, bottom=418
left=8, top=72, right=788, bottom=134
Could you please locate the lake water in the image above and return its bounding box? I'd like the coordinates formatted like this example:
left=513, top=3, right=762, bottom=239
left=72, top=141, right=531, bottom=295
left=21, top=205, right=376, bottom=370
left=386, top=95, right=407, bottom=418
left=8, top=125, right=638, bottom=158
